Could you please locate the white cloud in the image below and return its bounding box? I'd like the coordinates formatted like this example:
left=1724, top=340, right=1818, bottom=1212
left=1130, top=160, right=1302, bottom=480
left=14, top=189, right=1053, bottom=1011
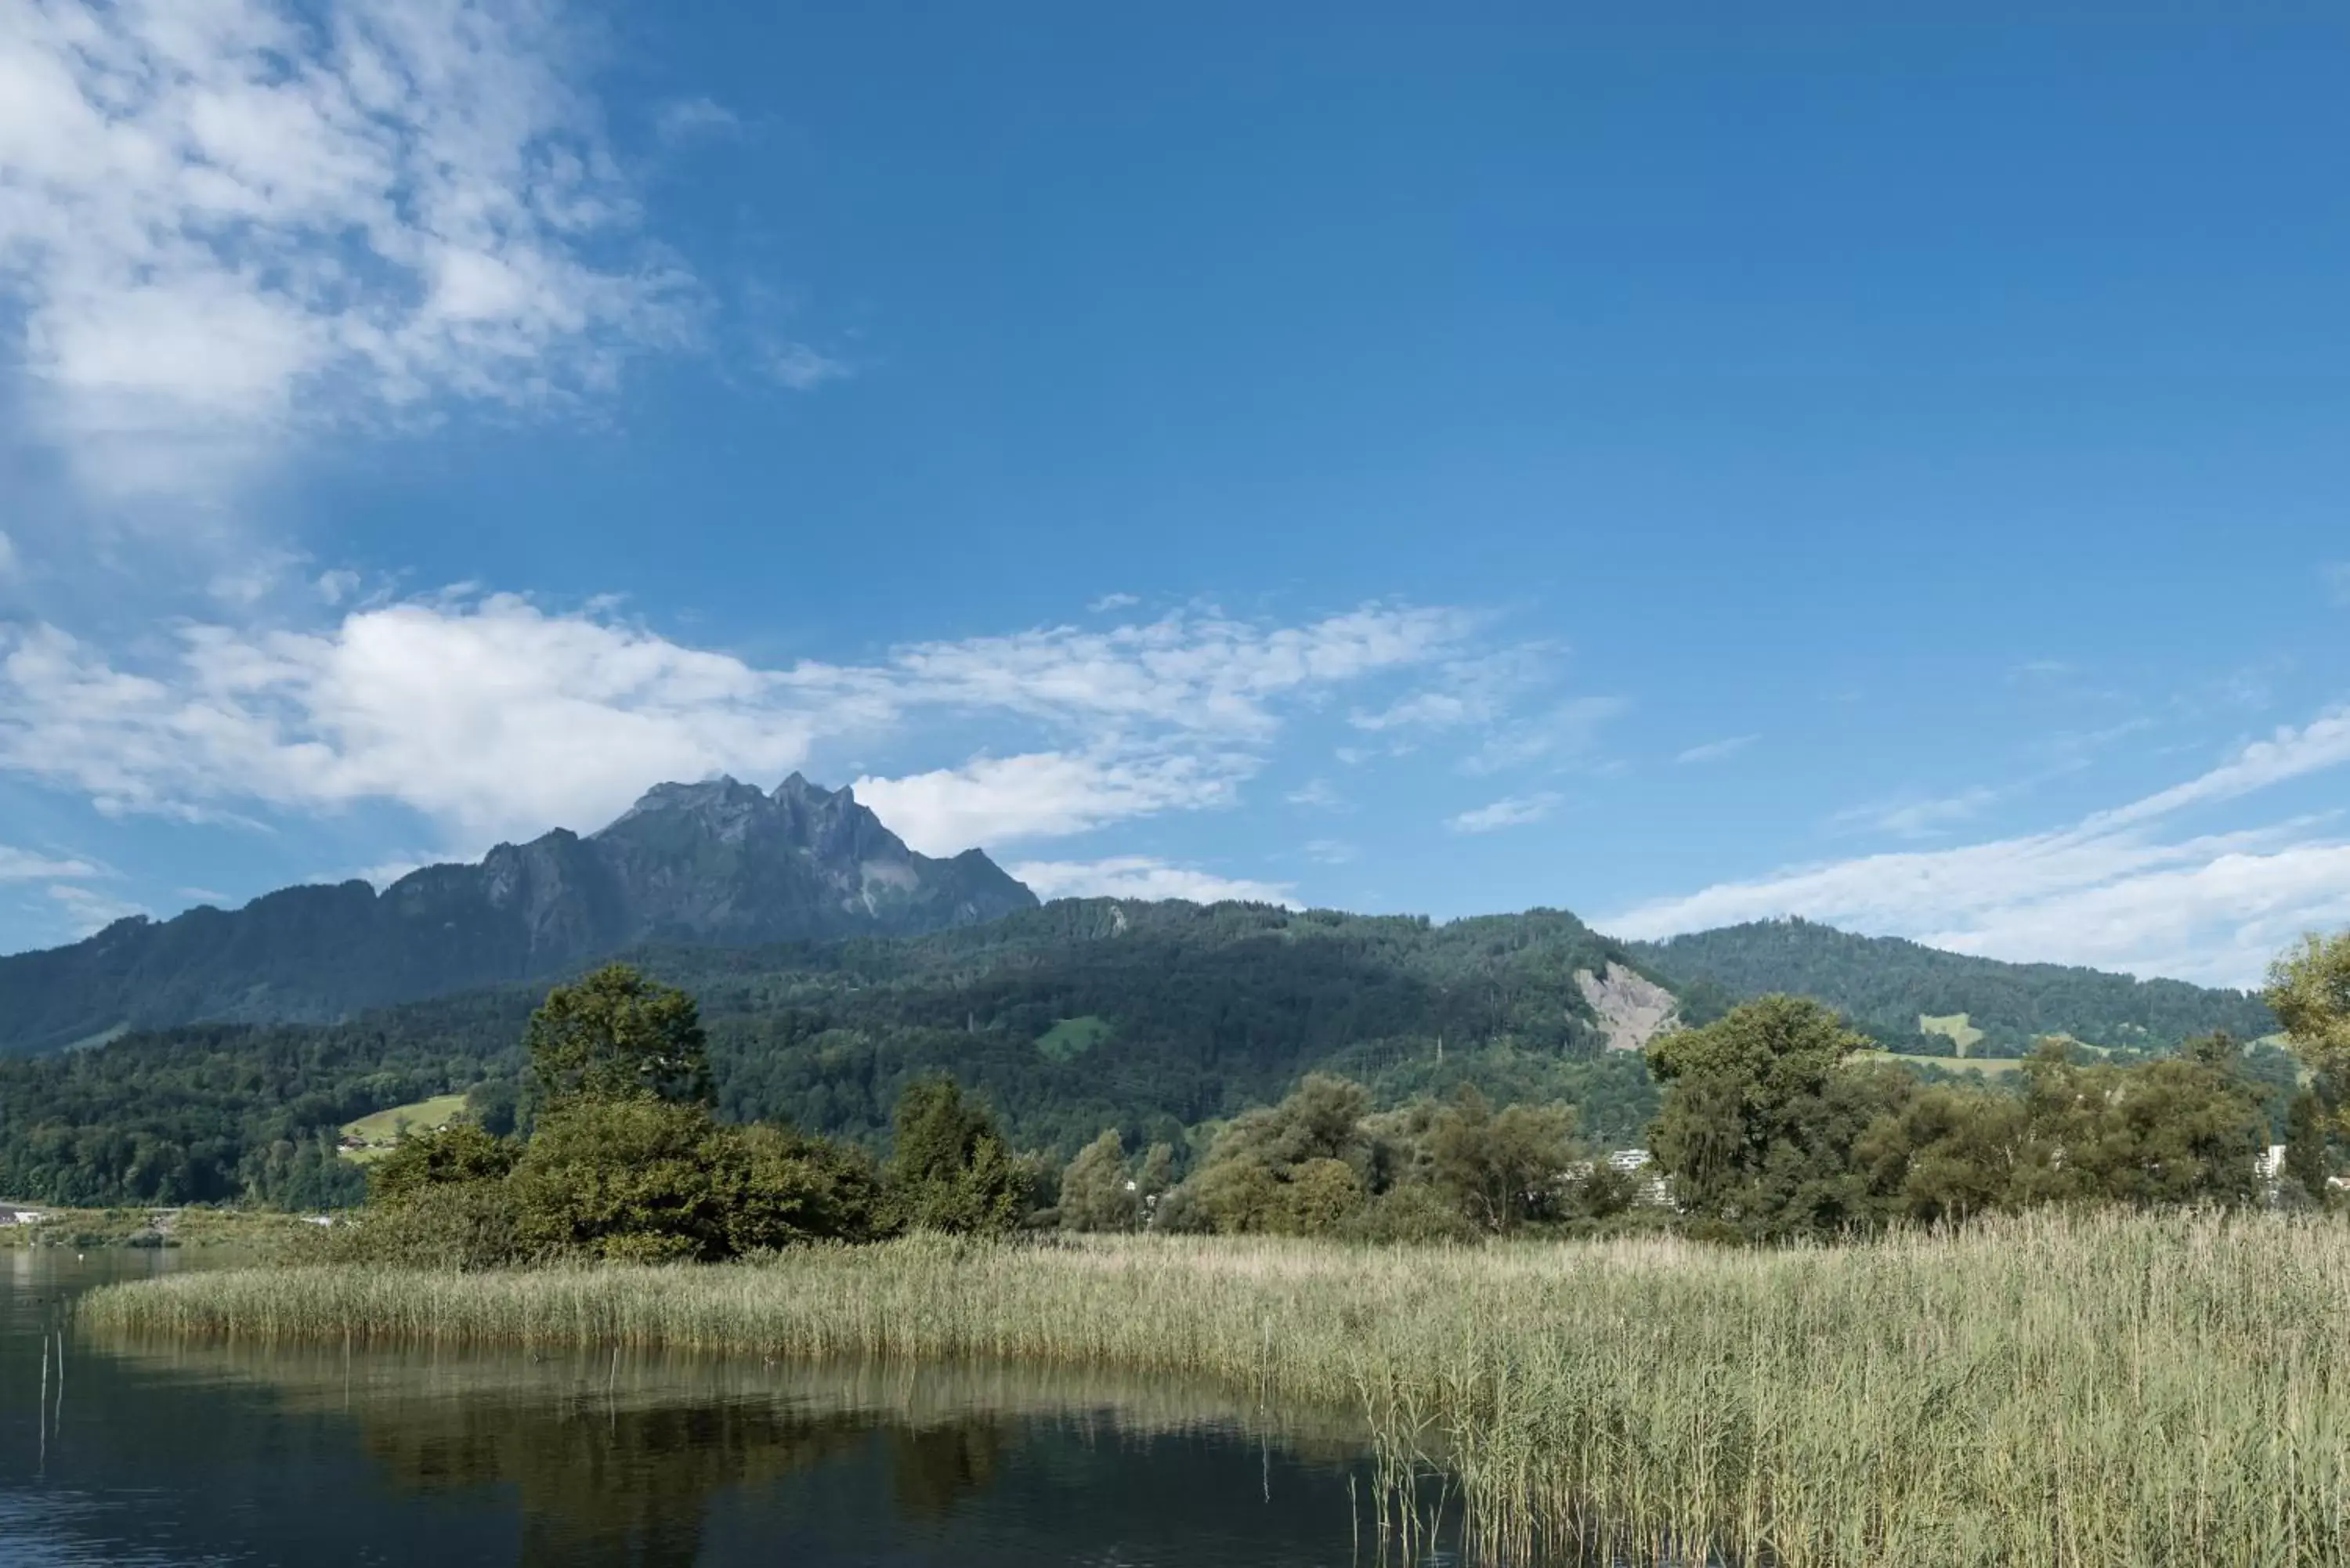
left=1448, top=792, right=1562, bottom=834
left=1087, top=592, right=1141, bottom=614
left=1352, top=690, right=1480, bottom=732
left=653, top=96, right=739, bottom=146
left=854, top=751, right=1246, bottom=855
left=1008, top=856, right=1298, bottom=908
left=1285, top=777, right=1347, bottom=811
left=1830, top=785, right=2000, bottom=840
left=0, top=0, right=692, bottom=499
left=1461, top=696, right=1628, bottom=775
left=2325, top=562, right=2350, bottom=607
left=0, top=845, right=99, bottom=880
left=45, top=880, right=145, bottom=934
left=1676, top=734, right=1755, bottom=765
left=0, top=594, right=1477, bottom=852
left=0, top=530, right=17, bottom=578
left=1302, top=838, right=1356, bottom=865
left=768, top=341, right=851, bottom=392
left=1604, top=706, right=2350, bottom=985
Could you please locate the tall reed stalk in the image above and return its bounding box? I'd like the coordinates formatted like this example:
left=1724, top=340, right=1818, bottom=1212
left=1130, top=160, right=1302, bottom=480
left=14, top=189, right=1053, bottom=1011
left=81, top=1211, right=2350, bottom=1566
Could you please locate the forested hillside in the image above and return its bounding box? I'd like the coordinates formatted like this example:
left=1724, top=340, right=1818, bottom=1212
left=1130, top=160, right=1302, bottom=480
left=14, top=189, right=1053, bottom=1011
left=0, top=900, right=1660, bottom=1205
left=1632, top=918, right=2276, bottom=1054
left=4, top=899, right=2290, bottom=1209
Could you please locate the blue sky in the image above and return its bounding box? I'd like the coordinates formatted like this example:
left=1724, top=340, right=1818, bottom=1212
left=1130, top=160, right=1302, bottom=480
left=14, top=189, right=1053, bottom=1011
left=1, top=2, right=2345, bottom=986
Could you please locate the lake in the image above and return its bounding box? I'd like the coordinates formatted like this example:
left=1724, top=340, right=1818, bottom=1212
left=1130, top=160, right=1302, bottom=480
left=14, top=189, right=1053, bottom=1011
left=2, top=1248, right=1453, bottom=1566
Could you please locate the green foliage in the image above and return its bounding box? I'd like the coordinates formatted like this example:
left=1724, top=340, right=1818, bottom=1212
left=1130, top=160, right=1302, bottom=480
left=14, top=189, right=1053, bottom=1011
left=317, top=1176, right=533, bottom=1270
left=526, top=963, right=710, bottom=1105
left=1638, top=917, right=2275, bottom=1056
left=0, top=901, right=1659, bottom=1205
left=1425, top=1087, right=1580, bottom=1234
left=367, top=1122, right=519, bottom=1205
left=1058, top=1129, right=1139, bottom=1232
left=1167, top=1071, right=1599, bottom=1238
left=2268, top=930, right=2350, bottom=1079
left=1654, top=998, right=2271, bottom=1239
left=1034, top=1015, right=1115, bottom=1061
left=881, top=1078, right=1032, bottom=1237
left=1647, top=995, right=1903, bottom=1240
left=2286, top=1089, right=2332, bottom=1207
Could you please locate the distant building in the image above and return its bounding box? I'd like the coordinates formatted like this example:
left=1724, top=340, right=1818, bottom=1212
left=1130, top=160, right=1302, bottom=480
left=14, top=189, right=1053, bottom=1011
left=0, top=1204, right=48, bottom=1227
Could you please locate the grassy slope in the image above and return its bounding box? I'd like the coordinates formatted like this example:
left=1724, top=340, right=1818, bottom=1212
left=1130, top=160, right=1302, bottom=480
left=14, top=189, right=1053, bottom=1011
left=338, top=1095, right=471, bottom=1163
left=1917, top=1011, right=1985, bottom=1053
left=81, top=1214, right=2350, bottom=1566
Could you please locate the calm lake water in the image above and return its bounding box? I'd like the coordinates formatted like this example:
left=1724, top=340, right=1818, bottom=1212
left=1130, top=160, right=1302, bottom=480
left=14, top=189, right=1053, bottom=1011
left=1, top=1248, right=1448, bottom=1567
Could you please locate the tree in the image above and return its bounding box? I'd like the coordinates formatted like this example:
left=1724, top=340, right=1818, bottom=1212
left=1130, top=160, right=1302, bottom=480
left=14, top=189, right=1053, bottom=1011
left=2269, top=931, right=2350, bottom=1079
left=508, top=1097, right=739, bottom=1263
left=719, top=1124, right=884, bottom=1251
left=882, top=1078, right=1032, bottom=1237
left=2284, top=1089, right=2331, bottom=1207
left=1176, top=1074, right=1378, bottom=1235
left=369, top=1122, right=519, bottom=1205
left=525, top=964, right=710, bottom=1107
left=1426, top=1086, right=1580, bottom=1234
left=1134, top=1142, right=1176, bottom=1226
left=2009, top=1048, right=2265, bottom=1208
left=1058, top=1129, right=1139, bottom=1232
left=1647, top=995, right=1910, bottom=1239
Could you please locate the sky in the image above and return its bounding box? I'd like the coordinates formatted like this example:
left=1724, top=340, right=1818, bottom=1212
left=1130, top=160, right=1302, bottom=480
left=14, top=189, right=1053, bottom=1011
left=0, top=2, right=2345, bottom=988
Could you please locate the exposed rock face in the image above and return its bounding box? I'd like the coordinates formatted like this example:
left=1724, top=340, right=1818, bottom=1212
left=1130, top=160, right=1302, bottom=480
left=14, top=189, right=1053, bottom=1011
left=0, top=775, right=1038, bottom=1053
left=1574, top=961, right=1683, bottom=1053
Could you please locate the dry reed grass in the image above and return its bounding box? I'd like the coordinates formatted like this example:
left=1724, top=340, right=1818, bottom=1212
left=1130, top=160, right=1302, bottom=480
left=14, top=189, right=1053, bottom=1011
left=80, top=1212, right=2350, bottom=1566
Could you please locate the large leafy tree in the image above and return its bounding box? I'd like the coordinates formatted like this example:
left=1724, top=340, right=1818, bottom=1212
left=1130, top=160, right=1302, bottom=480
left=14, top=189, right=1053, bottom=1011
left=882, top=1078, right=1032, bottom=1236
left=1426, top=1086, right=1580, bottom=1234
left=1058, top=1129, right=1139, bottom=1233
left=1646, top=995, right=1910, bottom=1239
left=526, top=964, right=710, bottom=1106
left=2269, top=931, right=2350, bottom=1079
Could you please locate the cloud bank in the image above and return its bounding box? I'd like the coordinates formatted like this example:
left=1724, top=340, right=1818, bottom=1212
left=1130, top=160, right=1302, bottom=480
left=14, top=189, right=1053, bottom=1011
left=0, top=0, right=690, bottom=499
left=0, top=595, right=1477, bottom=858
left=1606, top=707, right=2350, bottom=986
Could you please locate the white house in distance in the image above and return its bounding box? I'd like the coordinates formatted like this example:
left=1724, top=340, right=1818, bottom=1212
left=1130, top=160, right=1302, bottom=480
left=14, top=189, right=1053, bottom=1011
left=0, top=1202, right=49, bottom=1227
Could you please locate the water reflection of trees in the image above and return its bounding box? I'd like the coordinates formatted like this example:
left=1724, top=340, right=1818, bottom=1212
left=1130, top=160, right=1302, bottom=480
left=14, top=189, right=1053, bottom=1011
left=357, top=1386, right=877, bottom=1565
left=96, top=1343, right=1372, bottom=1566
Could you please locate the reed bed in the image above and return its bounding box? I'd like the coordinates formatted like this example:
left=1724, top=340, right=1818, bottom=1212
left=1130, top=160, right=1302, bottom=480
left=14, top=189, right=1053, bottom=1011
left=80, top=1212, right=2350, bottom=1566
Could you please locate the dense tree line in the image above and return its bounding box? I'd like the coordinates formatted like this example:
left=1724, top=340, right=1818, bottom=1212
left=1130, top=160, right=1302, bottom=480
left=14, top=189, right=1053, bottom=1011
left=1634, top=917, right=2277, bottom=1057
left=342, top=966, right=1032, bottom=1266
left=0, top=901, right=1659, bottom=1204
left=0, top=900, right=2319, bottom=1225
left=1644, top=995, right=2315, bottom=1241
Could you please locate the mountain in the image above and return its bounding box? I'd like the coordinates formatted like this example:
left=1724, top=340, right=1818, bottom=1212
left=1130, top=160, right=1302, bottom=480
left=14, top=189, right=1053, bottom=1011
left=0, top=897, right=2298, bottom=1209
left=0, top=774, right=1037, bottom=1055
left=0, top=900, right=1666, bottom=1205
left=1629, top=917, right=2276, bottom=1054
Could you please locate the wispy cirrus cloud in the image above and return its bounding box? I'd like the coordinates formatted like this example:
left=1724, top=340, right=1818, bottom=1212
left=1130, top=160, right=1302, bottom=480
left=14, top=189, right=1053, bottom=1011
left=1007, top=856, right=1298, bottom=907
left=1605, top=705, right=2350, bottom=985
left=1676, top=734, right=1755, bottom=766
left=1448, top=792, right=1562, bottom=834
left=0, top=0, right=695, bottom=502
left=0, top=845, right=100, bottom=881
left=0, top=594, right=1483, bottom=857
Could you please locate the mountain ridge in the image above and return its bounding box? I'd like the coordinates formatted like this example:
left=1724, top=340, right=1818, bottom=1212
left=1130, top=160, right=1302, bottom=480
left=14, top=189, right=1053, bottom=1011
left=0, top=774, right=1037, bottom=1054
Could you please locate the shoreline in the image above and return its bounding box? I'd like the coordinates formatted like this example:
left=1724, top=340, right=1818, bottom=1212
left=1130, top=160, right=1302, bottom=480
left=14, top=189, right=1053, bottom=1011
left=78, top=1213, right=2350, bottom=1566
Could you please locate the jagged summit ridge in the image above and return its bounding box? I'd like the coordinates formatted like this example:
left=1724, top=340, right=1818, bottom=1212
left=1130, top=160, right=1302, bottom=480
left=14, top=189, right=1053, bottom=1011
left=0, top=776, right=1039, bottom=1053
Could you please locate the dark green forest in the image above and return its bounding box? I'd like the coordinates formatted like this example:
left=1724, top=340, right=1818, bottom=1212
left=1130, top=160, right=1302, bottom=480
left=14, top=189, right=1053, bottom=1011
left=0, top=900, right=2286, bottom=1209
left=1632, top=917, right=2275, bottom=1055
left=0, top=901, right=1656, bottom=1205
